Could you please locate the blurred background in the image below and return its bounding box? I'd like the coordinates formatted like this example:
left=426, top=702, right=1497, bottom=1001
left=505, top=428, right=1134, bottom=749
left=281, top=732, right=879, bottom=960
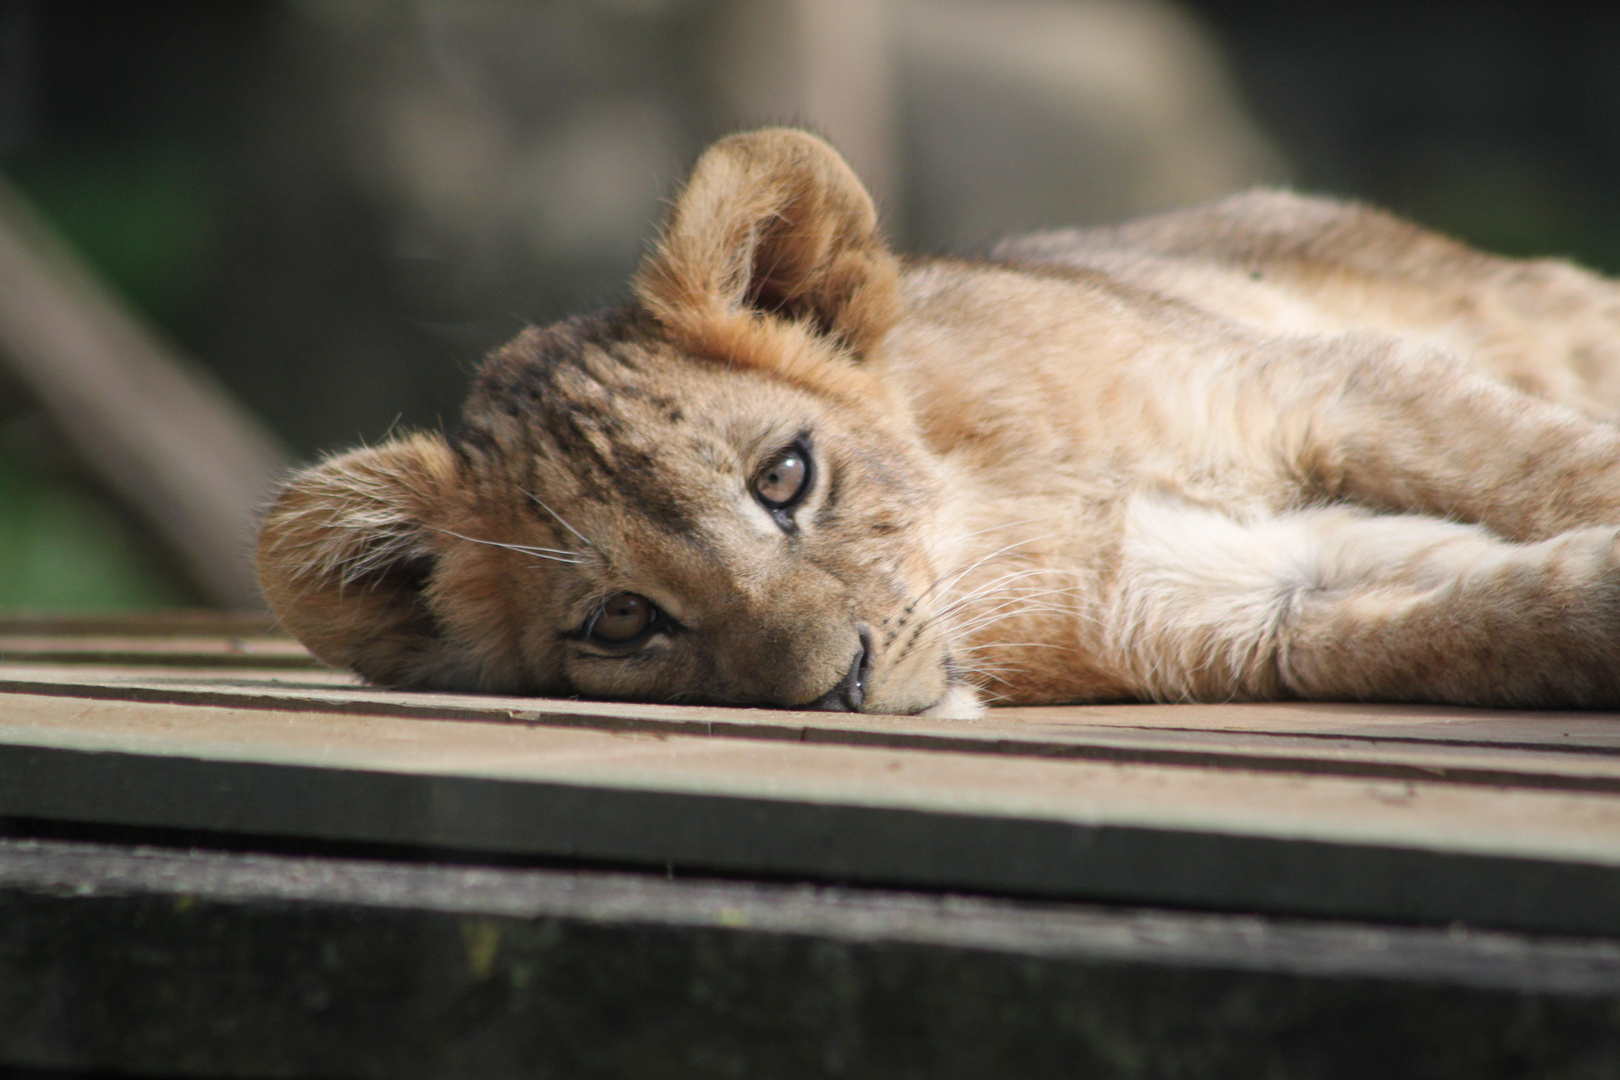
left=2, top=0, right=1619, bottom=611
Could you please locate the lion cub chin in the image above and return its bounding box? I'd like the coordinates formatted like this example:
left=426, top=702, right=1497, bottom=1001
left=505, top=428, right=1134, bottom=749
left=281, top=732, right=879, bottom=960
left=260, top=128, right=1620, bottom=714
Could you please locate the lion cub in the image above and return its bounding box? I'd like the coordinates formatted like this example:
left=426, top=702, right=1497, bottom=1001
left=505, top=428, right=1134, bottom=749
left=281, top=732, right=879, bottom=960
left=259, top=128, right=1620, bottom=717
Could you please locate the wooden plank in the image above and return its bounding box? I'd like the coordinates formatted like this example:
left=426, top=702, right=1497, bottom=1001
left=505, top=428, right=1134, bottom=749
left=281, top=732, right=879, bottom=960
left=999, top=701, right=1620, bottom=752
left=3, top=691, right=1620, bottom=935
left=9, top=631, right=1620, bottom=752
left=3, top=665, right=1620, bottom=795
left=0, top=638, right=321, bottom=668
left=0, top=612, right=318, bottom=668
left=0, top=611, right=278, bottom=637
left=0, top=837, right=1617, bottom=1080
left=0, top=665, right=361, bottom=688
left=9, top=837, right=1620, bottom=994
left=6, top=614, right=1618, bottom=753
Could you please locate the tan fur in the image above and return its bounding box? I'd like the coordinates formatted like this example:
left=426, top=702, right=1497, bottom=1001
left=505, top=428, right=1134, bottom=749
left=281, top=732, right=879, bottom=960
left=259, top=129, right=1620, bottom=716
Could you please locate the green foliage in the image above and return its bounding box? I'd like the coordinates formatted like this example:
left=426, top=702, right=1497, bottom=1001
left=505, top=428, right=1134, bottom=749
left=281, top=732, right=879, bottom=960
left=0, top=429, right=195, bottom=611
left=0, top=146, right=216, bottom=610
left=9, top=145, right=214, bottom=322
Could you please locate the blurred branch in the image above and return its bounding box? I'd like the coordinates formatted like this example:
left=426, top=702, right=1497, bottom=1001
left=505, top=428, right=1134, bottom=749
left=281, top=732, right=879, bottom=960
left=0, top=173, right=290, bottom=609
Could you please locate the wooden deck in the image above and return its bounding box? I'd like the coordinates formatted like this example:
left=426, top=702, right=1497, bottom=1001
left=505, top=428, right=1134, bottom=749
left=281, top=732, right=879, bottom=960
left=3, top=613, right=1619, bottom=1078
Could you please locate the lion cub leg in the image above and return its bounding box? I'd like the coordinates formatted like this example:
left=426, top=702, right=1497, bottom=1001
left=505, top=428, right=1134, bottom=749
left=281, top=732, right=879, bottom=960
left=1274, top=334, right=1620, bottom=541
left=1106, top=493, right=1620, bottom=708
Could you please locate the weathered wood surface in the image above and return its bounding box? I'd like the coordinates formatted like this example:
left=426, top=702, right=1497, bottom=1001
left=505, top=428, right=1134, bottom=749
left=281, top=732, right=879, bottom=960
left=2, top=836, right=1618, bottom=1080
left=0, top=613, right=278, bottom=636
left=6, top=666, right=1620, bottom=792
left=4, top=614, right=1620, bottom=938
left=0, top=611, right=317, bottom=668
left=6, top=614, right=1620, bottom=1075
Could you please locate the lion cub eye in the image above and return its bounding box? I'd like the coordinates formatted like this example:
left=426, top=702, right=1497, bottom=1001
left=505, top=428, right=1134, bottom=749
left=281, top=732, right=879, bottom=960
left=754, top=443, right=811, bottom=509
left=588, top=593, right=657, bottom=644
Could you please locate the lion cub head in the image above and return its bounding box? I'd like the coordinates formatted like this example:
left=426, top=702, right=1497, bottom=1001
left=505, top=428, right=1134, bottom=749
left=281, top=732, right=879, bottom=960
left=258, top=130, right=979, bottom=716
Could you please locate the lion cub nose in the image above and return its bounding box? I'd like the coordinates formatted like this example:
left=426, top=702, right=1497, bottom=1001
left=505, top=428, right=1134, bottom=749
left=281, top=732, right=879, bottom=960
left=805, top=628, right=870, bottom=712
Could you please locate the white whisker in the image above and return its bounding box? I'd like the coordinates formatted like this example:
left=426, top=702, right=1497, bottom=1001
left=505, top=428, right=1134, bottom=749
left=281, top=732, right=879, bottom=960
left=944, top=514, right=1065, bottom=546
left=956, top=640, right=1069, bottom=651
left=430, top=527, right=587, bottom=565
left=524, top=490, right=598, bottom=550
left=914, top=534, right=1061, bottom=614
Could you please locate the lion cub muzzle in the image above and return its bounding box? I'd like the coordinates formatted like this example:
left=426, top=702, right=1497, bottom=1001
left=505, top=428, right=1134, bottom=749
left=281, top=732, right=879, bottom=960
left=804, top=627, right=871, bottom=711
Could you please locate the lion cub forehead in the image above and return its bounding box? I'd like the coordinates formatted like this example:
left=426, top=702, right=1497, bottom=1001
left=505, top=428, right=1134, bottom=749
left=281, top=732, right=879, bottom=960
left=468, top=307, right=816, bottom=435
left=455, top=308, right=828, bottom=530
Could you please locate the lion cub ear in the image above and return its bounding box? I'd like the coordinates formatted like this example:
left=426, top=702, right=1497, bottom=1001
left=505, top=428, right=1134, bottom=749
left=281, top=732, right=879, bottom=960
left=634, top=128, right=900, bottom=360
left=256, top=432, right=464, bottom=688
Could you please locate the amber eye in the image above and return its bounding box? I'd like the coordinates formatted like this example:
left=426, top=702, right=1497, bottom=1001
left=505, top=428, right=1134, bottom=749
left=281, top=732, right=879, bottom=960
left=589, top=593, right=656, bottom=644
left=754, top=445, right=810, bottom=508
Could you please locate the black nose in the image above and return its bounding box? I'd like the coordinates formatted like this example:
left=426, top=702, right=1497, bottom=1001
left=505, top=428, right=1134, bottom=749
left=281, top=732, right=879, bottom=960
left=805, top=628, right=870, bottom=712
